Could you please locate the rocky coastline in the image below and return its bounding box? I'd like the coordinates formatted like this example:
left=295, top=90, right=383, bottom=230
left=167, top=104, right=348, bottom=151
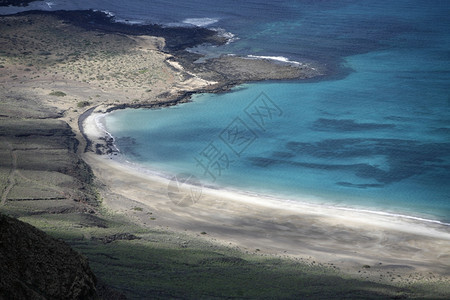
left=48, top=9, right=321, bottom=108
left=4, top=9, right=446, bottom=300
left=1, top=9, right=322, bottom=153
left=22, top=9, right=322, bottom=154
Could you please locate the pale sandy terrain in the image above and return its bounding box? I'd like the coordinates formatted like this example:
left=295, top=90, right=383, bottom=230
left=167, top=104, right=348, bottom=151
left=0, top=14, right=216, bottom=154
left=2, top=12, right=449, bottom=290
left=83, top=111, right=450, bottom=284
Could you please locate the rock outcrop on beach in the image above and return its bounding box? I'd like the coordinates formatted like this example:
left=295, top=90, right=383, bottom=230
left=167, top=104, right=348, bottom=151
left=1, top=8, right=448, bottom=300
left=0, top=213, right=98, bottom=299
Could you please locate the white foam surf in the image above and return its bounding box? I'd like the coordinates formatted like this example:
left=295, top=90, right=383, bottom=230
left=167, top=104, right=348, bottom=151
left=93, top=113, right=120, bottom=153
left=88, top=111, right=450, bottom=229
left=45, top=2, right=55, bottom=9
left=211, top=27, right=239, bottom=44
left=246, top=55, right=304, bottom=66
left=100, top=10, right=115, bottom=18
left=217, top=185, right=450, bottom=228
left=183, top=17, right=219, bottom=27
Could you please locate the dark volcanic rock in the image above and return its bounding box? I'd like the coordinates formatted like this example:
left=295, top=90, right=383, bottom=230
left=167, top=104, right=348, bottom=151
left=0, top=0, right=36, bottom=6
left=0, top=214, right=98, bottom=299
left=92, top=233, right=141, bottom=244
left=14, top=10, right=227, bottom=51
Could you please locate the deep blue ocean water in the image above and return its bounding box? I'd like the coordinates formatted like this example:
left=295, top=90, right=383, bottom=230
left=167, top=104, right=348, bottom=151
left=3, top=1, right=449, bottom=222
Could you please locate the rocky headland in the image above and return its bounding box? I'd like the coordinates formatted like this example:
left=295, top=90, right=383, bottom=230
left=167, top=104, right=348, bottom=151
left=1, top=9, right=448, bottom=300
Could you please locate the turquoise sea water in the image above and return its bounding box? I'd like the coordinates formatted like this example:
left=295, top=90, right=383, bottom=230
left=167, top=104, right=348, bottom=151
left=3, top=1, right=449, bottom=222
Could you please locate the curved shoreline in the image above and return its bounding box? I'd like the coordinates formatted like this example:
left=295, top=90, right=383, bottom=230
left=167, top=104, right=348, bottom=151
left=83, top=103, right=450, bottom=227
left=82, top=110, right=450, bottom=276
left=2, top=7, right=449, bottom=296
left=84, top=110, right=450, bottom=228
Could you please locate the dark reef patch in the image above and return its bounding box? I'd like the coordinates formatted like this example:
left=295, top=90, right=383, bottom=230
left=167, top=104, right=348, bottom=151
left=246, top=138, right=450, bottom=187
left=336, top=182, right=384, bottom=189
left=311, top=118, right=396, bottom=132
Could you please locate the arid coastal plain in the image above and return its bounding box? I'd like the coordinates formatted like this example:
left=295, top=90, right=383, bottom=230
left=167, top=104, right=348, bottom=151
left=1, top=10, right=449, bottom=299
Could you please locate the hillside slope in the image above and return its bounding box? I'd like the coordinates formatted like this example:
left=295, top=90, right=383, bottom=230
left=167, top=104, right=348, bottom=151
left=0, top=213, right=98, bottom=299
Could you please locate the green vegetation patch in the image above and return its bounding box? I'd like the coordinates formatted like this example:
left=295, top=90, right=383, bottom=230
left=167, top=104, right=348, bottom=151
left=49, top=91, right=66, bottom=97
left=5, top=206, right=449, bottom=300
left=77, top=101, right=90, bottom=108
left=26, top=212, right=443, bottom=300
left=70, top=239, right=428, bottom=300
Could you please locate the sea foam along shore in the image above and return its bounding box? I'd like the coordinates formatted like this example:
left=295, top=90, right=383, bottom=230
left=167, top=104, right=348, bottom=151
left=246, top=54, right=305, bottom=65
left=82, top=109, right=450, bottom=277
left=88, top=109, right=450, bottom=228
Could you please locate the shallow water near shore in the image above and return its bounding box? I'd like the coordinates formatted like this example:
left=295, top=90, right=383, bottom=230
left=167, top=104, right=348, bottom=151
left=5, top=1, right=448, bottom=222
left=105, top=73, right=450, bottom=224
left=101, top=1, right=450, bottom=223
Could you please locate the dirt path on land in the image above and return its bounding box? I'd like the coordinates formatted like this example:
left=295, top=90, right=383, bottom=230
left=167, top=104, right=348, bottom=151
left=1, top=142, right=16, bottom=206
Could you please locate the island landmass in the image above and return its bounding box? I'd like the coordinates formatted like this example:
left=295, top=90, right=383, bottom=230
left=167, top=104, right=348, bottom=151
left=1, top=10, right=449, bottom=299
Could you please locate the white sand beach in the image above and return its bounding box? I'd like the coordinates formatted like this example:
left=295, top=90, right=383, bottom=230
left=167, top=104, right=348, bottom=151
left=2, top=9, right=449, bottom=298
left=83, top=111, right=450, bottom=281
